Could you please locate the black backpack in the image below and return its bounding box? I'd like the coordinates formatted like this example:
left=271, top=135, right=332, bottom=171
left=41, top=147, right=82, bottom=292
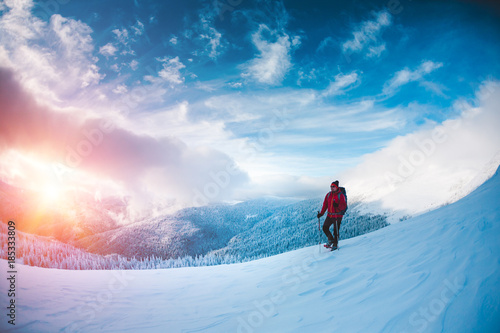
left=338, top=187, right=348, bottom=215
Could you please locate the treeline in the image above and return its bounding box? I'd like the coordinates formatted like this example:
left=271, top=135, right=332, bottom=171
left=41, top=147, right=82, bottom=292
left=0, top=221, right=261, bottom=270
left=0, top=198, right=389, bottom=270
left=210, top=199, right=389, bottom=258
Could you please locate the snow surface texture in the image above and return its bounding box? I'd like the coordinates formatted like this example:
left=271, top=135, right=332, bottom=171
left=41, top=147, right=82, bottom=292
left=1, top=167, right=500, bottom=332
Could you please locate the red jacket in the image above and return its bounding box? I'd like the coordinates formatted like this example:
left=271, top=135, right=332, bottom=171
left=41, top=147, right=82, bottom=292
left=320, top=190, right=347, bottom=218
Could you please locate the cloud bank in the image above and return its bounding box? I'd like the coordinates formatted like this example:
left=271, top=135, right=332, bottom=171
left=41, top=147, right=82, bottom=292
left=342, top=81, right=500, bottom=217
left=0, top=68, right=249, bottom=214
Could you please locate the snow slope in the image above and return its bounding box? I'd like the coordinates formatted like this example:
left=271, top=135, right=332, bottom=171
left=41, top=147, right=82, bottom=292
left=1, top=167, right=500, bottom=332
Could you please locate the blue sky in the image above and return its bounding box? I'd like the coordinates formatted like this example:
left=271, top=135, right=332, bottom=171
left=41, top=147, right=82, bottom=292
left=0, top=0, right=499, bottom=210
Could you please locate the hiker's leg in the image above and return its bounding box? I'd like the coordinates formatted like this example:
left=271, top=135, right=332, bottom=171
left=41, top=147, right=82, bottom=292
left=333, top=217, right=343, bottom=246
left=322, top=216, right=334, bottom=242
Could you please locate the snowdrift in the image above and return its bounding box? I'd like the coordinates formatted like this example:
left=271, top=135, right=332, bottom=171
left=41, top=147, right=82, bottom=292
left=1, top=167, right=500, bottom=332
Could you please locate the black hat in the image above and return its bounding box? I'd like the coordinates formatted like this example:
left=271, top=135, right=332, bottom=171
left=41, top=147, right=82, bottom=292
left=331, top=180, right=339, bottom=187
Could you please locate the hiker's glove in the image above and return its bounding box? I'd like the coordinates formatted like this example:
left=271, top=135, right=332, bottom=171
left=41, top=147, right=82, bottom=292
left=333, top=202, right=339, bottom=208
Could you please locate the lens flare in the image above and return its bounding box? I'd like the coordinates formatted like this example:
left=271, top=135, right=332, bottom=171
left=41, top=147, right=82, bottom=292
left=40, top=182, right=64, bottom=203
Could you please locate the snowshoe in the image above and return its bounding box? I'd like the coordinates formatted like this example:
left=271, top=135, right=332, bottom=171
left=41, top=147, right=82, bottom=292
left=324, top=240, right=334, bottom=248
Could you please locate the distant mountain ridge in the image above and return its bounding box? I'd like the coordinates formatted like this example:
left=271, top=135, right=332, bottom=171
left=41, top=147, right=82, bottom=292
left=72, top=196, right=388, bottom=260
left=2, top=158, right=499, bottom=261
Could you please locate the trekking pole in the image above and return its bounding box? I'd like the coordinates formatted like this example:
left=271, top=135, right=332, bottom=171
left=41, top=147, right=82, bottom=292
left=317, top=211, right=321, bottom=253
left=335, top=218, right=339, bottom=251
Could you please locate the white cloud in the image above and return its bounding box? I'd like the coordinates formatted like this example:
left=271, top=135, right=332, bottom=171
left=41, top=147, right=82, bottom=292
left=0, top=0, right=44, bottom=40
left=102, top=20, right=146, bottom=61
left=342, top=10, right=392, bottom=58
left=112, top=28, right=129, bottom=44
left=322, top=71, right=361, bottom=97
left=229, top=82, right=242, bottom=89
left=110, top=28, right=136, bottom=56
left=420, top=80, right=448, bottom=98
left=291, top=35, right=301, bottom=47
left=287, top=100, right=405, bottom=134
left=0, top=67, right=250, bottom=213
left=131, top=20, right=144, bottom=36
left=126, top=101, right=237, bottom=153
left=51, top=14, right=93, bottom=55
left=158, top=56, right=185, bottom=85
left=197, top=90, right=407, bottom=195
left=187, top=9, right=226, bottom=61
left=0, top=2, right=103, bottom=102
left=366, top=44, right=386, bottom=58
left=50, top=14, right=103, bottom=89
left=244, top=24, right=300, bottom=85
left=144, top=56, right=186, bottom=86
left=79, top=64, right=102, bottom=88
left=238, top=173, right=327, bottom=200
left=200, top=26, right=222, bottom=60
left=112, top=84, right=128, bottom=94
left=130, top=59, right=139, bottom=70
left=342, top=81, right=500, bottom=218
left=317, top=36, right=334, bottom=52
left=383, top=60, right=443, bottom=95
left=297, top=68, right=317, bottom=86
left=196, top=13, right=224, bottom=60
left=99, top=42, right=118, bottom=57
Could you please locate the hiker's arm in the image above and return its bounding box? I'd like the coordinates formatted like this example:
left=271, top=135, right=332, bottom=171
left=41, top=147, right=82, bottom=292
left=319, top=194, right=328, bottom=216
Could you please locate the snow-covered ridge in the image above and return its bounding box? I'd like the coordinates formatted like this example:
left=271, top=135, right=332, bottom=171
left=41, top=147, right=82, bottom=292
left=2, top=166, right=499, bottom=332
left=0, top=198, right=389, bottom=269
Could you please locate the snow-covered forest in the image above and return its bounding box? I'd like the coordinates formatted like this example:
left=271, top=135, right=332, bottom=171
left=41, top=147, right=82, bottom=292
left=0, top=197, right=388, bottom=270
left=0, top=221, right=251, bottom=269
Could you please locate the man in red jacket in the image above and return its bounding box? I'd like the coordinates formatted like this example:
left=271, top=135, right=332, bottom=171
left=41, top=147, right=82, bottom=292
left=317, top=180, right=347, bottom=249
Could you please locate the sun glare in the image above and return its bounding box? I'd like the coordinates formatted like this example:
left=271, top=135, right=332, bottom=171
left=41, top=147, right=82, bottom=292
left=5, top=150, right=123, bottom=209
left=40, top=183, right=64, bottom=203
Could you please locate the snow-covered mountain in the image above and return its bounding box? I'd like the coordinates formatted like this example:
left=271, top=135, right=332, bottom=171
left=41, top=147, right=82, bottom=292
left=71, top=197, right=388, bottom=261
left=1, top=179, right=388, bottom=262
left=74, top=197, right=301, bottom=259
left=2, top=166, right=499, bottom=332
